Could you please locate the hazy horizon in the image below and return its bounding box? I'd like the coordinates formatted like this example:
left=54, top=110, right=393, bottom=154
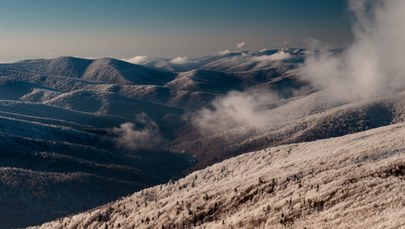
left=0, top=0, right=352, bottom=62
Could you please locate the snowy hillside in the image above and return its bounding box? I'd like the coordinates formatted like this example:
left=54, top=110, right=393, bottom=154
left=35, top=122, right=405, bottom=228
left=168, top=89, right=405, bottom=169
left=0, top=110, right=192, bottom=228
left=0, top=57, right=200, bottom=228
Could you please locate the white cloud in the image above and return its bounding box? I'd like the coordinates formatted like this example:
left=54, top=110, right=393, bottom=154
left=301, top=0, right=405, bottom=102
left=252, top=51, right=291, bottom=62
left=192, top=89, right=281, bottom=134
left=237, top=41, right=246, bottom=49
left=170, top=56, right=191, bottom=65
left=124, top=56, right=149, bottom=65
left=111, top=113, right=165, bottom=150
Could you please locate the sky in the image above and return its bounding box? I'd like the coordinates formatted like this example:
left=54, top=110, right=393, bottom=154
left=0, top=0, right=352, bottom=62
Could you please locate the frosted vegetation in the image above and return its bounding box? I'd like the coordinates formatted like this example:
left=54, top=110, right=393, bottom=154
left=36, top=123, right=405, bottom=228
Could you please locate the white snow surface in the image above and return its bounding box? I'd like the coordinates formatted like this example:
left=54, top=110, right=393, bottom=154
left=34, top=122, right=405, bottom=229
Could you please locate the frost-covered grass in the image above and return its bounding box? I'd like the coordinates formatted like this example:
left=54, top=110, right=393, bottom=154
left=35, top=122, right=405, bottom=229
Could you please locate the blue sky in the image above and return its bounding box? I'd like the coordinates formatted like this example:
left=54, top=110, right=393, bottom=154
left=0, top=0, right=352, bottom=61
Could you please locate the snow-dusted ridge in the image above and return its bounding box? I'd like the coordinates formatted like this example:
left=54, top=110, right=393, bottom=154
left=35, top=122, right=405, bottom=228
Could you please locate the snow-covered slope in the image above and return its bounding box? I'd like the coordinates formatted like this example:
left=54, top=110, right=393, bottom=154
left=0, top=57, right=199, bottom=228
left=82, top=58, right=176, bottom=85
left=0, top=106, right=193, bottom=228
left=43, top=89, right=182, bottom=121
left=165, top=70, right=242, bottom=94
left=119, top=85, right=216, bottom=109
left=35, top=122, right=405, bottom=229
left=168, top=90, right=405, bottom=169
left=2, top=56, right=176, bottom=86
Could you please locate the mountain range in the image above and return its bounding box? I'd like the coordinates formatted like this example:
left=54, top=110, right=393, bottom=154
left=0, top=48, right=403, bottom=228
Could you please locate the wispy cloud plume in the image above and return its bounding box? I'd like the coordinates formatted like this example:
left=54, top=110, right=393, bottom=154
left=111, top=113, right=165, bottom=150
left=301, top=0, right=405, bottom=102
left=191, top=89, right=281, bottom=134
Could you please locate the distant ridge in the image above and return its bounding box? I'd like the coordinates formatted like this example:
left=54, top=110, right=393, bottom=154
left=3, top=56, right=176, bottom=85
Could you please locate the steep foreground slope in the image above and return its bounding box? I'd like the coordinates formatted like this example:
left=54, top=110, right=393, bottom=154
left=35, top=123, right=405, bottom=228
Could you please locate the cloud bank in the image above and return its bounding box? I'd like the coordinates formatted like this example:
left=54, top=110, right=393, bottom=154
left=301, top=0, right=405, bottom=102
